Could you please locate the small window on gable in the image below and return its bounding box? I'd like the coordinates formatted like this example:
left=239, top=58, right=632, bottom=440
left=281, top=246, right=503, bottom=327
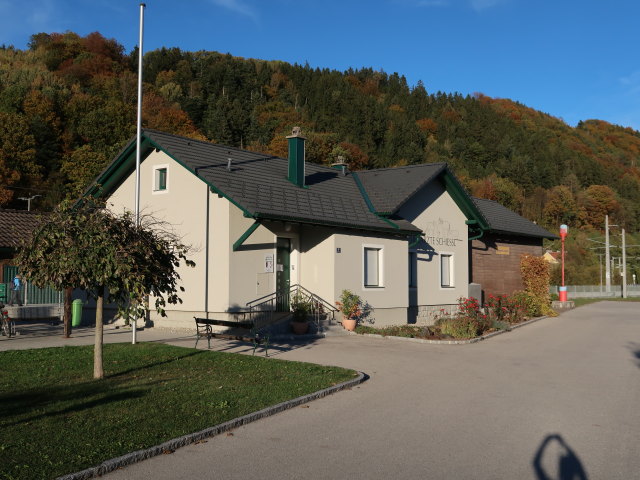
left=154, top=166, right=167, bottom=192
left=441, top=254, right=454, bottom=288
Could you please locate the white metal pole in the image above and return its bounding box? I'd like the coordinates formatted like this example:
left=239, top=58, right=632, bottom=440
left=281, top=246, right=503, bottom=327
left=133, top=2, right=145, bottom=345
left=605, top=215, right=611, bottom=293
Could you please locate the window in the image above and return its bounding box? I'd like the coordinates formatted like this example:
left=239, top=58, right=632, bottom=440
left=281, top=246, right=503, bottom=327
left=409, top=251, right=417, bottom=288
left=441, top=254, right=454, bottom=288
left=364, top=246, right=382, bottom=287
left=154, top=166, right=168, bottom=192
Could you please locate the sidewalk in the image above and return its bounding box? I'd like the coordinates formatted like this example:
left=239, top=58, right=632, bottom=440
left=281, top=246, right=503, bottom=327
left=0, top=319, right=318, bottom=357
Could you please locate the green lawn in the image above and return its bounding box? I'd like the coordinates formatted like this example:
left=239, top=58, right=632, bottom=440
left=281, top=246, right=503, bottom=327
left=572, top=297, right=640, bottom=308
left=0, top=343, right=357, bottom=480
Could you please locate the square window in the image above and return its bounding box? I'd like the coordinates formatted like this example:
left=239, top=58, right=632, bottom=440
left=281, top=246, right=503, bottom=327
left=364, top=247, right=382, bottom=287
left=441, top=254, right=454, bottom=288
left=155, top=168, right=167, bottom=191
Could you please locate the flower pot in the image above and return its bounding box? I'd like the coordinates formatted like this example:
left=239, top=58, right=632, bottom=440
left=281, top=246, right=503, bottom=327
left=291, top=320, right=309, bottom=335
left=342, top=317, right=357, bottom=331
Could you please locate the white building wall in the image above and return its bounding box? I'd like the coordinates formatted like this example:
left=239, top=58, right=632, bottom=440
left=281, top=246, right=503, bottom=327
left=398, top=179, right=469, bottom=323
left=107, top=150, right=214, bottom=326
left=299, top=226, right=335, bottom=303
left=333, top=232, right=408, bottom=326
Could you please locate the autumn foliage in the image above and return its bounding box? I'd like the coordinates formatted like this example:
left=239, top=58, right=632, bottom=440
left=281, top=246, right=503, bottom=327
left=0, top=30, right=639, bottom=238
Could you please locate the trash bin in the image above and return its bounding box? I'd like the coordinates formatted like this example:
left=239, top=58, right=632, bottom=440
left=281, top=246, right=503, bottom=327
left=72, top=299, right=83, bottom=327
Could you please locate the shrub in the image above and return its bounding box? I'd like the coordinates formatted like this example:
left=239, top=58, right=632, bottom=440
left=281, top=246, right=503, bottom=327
left=439, top=317, right=479, bottom=339
left=492, top=319, right=511, bottom=331
left=336, top=289, right=362, bottom=319
left=485, top=294, right=525, bottom=324
left=290, top=294, right=311, bottom=322
left=521, top=254, right=556, bottom=316
left=511, top=290, right=543, bottom=317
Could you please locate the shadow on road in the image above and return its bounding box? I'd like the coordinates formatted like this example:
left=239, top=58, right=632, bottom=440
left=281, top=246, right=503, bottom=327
left=533, top=434, right=588, bottom=480
left=628, top=342, right=640, bottom=369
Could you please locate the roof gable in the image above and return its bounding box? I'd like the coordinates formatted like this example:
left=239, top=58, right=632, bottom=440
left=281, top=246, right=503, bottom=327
left=357, top=163, right=489, bottom=230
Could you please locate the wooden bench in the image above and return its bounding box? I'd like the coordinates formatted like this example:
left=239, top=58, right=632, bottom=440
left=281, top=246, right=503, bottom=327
left=194, top=317, right=269, bottom=356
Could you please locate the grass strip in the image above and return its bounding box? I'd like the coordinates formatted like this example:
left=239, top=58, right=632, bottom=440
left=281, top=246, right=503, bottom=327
left=572, top=297, right=640, bottom=308
left=0, top=343, right=357, bottom=480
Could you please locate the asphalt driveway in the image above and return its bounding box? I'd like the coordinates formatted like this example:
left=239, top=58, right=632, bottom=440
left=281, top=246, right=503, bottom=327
left=5, top=302, right=638, bottom=479
left=98, top=301, right=640, bottom=479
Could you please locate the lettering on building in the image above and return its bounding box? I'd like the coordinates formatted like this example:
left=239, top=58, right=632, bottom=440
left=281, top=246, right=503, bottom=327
left=424, top=218, right=462, bottom=247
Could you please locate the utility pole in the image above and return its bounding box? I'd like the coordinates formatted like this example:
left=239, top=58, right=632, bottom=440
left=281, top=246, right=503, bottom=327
left=18, top=194, right=41, bottom=211
left=597, top=253, right=604, bottom=292
left=605, top=215, right=611, bottom=292
left=622, top=229, right=627, bottom=298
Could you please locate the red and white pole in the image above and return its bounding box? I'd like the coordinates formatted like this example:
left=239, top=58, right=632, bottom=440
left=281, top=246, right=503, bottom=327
left=559, top=224, right=568, bottom=302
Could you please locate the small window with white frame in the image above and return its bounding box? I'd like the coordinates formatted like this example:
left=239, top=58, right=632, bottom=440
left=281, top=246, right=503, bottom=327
left=440, top=253, right=454, bottom=288
left=363, top=245, right=383, bottom=288
left=153, top=165, right=168, bottom=193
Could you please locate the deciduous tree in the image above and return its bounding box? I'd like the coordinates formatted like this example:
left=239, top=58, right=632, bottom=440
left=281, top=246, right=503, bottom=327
left=16, top=201, right=194, bottom=379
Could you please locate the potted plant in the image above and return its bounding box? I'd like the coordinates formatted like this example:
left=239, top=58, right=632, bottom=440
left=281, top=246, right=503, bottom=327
left=336, top=289, right=361, bottom=331
left=290, top=293, right=311, bottom=335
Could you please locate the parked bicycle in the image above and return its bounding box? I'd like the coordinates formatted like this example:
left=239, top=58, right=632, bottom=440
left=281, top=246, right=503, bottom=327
left=1, top=303, right=15, bottom=337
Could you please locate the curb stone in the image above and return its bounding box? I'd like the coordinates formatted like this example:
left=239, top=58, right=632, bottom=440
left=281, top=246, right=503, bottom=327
left=57, top=371, right=366, bottom=480
left=349, top=315, right=550, bottom=345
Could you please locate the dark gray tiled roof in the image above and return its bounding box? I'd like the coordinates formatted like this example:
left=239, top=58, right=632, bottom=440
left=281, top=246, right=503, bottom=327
left=0, top=209, right=43, bottom=248
left=356, top=163, right=447, bottom=214
left=142, top=130, right=420, bottom=234
left=472, top=197, right=557, bottom=239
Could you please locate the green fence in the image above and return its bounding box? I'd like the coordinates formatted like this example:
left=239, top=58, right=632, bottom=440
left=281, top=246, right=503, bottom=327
left=2, top=265, right=62, bottom=305
left=1, top=282, right=62, bottom=305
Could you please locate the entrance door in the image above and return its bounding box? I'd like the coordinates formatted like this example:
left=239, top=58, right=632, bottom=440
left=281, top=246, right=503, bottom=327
left=276, top=238, right=291, bottom=312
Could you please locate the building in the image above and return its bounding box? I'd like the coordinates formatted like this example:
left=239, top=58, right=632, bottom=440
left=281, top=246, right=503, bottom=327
left=0, top=209, right=43, bottom=298
left=470, top=197, right=557, bottom=300
left=87, top=128, right=497, bottom=328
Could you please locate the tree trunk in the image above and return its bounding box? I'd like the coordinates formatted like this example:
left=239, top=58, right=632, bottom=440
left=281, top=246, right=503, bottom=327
left=94, top=288, right=104, bottom=379
left=63, top=287, right=72, bottom=338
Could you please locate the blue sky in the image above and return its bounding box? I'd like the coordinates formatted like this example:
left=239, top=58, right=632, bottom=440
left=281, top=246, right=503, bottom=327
left=2, top=0, right=640, bottom=130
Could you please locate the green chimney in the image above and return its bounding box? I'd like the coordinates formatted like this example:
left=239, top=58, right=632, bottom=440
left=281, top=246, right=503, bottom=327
left=287, top=126, right=306, bottom=187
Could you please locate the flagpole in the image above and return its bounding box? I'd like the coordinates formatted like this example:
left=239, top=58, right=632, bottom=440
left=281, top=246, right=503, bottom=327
left=133, top=2, right=146, bottom=345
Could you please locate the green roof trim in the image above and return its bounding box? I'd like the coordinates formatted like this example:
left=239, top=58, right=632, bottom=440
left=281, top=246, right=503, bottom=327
left=233, top=221, right=260, bottom=251
left=254, top=212, right=416, bottom=236
left=351, top=172, right=401, bottom=231
left=441, top=172, right=489, bottom=231
left=84, top=133, right=254, bottom=219
left=143, top=137, right=254, bottom=218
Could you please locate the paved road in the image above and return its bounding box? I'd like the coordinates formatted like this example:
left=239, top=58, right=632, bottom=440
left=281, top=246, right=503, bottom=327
left=4, top=302, right=640, bottom=479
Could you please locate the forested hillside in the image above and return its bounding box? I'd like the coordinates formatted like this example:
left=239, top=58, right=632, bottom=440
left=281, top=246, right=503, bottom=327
left=2, top=31, right=640, bottom=241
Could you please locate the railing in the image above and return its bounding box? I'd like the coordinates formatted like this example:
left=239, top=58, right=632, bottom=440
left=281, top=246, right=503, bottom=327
left=1, top=282, right=62, bottom=306
left=550, top=284, right=640, bottom=298
left=246, top=284, right=338, bottom=332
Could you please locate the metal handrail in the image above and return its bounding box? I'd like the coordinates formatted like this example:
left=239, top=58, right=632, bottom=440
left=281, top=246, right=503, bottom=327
left=246, top=284, right=338, bottom=332
left=290, top=284, right=338, bottom=314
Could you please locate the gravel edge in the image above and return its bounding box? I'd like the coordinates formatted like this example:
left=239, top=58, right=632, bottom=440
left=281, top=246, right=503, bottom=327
left=57, top=371, right=366, bottom=480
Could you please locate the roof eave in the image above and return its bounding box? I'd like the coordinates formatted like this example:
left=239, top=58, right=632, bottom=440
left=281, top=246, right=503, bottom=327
left=490, top=229, right=559, bottom=240
left=254, top=212, right=419, bottom=236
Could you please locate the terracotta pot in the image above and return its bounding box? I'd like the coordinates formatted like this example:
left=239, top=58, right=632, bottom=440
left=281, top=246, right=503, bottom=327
left=291, top=320, right=309, bottom=335
left=342, top=317, right=357, bottom=331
